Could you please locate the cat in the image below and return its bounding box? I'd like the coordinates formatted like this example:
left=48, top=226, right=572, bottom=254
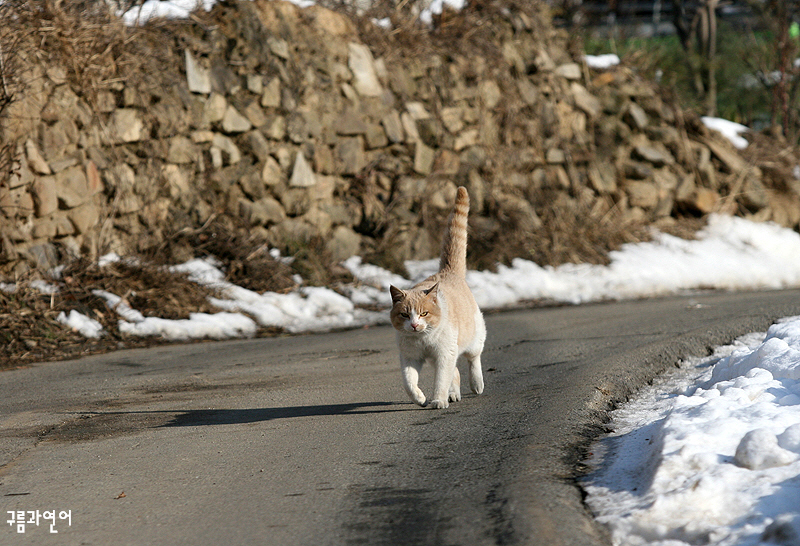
left=389, top=186, right=486, bottom=409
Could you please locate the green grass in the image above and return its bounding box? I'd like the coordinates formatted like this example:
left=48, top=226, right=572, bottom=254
left=583, top=22, right=781, bottom=130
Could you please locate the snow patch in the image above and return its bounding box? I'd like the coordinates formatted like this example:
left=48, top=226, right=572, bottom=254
left=57, top=310, right=104, bottom=338
left=702, top=116, right=750, bottom=149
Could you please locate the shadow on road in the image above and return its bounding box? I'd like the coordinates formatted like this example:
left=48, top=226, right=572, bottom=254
left=43, top=402, right=409, bottom=443
left=163, top=401, right=409, bottom=426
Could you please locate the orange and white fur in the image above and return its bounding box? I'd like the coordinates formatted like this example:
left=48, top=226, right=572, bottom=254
left=389, top=186, right=486, bottom=409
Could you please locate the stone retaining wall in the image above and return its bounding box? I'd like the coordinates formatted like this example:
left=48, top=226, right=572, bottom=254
left=1, top=0, right=798, bottom=278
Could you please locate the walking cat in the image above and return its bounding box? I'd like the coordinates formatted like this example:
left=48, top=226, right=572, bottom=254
left=389, top=186, right=486, bottom=409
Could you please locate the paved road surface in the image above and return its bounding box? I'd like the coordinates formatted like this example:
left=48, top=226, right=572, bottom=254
left=2, top=289, right=800, bottom=545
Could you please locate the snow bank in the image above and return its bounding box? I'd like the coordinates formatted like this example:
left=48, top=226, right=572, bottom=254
left=209, top=285, right=385, bottom=334
left=584, top=318, right=800, bottom=546
left=456, top=215, right=800, bottom=307
left=118, top=312, right=257, bottom=341
left=56, top=214, right=800, bottom=342
left=92, top=273, right=257, bottom=341
left=173, top=257, right=386, bottom=334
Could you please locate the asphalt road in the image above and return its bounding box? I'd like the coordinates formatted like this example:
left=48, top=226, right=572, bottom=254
left=2, top=289, right=800, bottom=546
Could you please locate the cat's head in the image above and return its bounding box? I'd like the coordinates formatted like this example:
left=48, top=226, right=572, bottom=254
left=389, top=284, right=441, bottom=334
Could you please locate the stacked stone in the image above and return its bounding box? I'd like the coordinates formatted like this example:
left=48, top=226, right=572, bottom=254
left=1, top=0, right=798, bottom=276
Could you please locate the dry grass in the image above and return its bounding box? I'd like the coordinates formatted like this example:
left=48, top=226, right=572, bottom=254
left=0, top=257, right=226, bottom=369
left=144, top=217, right=299, bottom=295
left=353, top=0, right=553, bottom=63
left=0, top=1, right=144, bottom=103
left=0, top=280, right=96, bottom=368
left=61, top=258, right=221, bottom=319
left=0, top=224, right=362, bottom=369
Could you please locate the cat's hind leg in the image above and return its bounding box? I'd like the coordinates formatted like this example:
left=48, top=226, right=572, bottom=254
left=466, top=311, right=486, bottom=395
left=467, top=353, right=484, bottom=395
left=449, top=365, right=462, bottom=403
left=401, top=358, right=426, bottom=407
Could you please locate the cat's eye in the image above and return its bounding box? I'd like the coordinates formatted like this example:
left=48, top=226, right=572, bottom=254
left=399, top=312, right=409, bottom=319
left=420, top=311, right=429, bottom=317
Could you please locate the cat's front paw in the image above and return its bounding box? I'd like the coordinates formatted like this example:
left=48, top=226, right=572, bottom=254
left=448, top=389, right=461, bottom=402
left=428, top=399, right=449, bottom=409
left=410, top=390, right=427, bottom=407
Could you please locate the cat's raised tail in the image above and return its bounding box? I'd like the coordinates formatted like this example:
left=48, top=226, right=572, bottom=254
left=438, top=186, right=470, bottom=277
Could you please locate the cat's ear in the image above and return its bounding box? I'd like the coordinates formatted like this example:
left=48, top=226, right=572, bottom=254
left=390, top=285, right=405, bottom=304
left=423, top=283, right=439, bottom=301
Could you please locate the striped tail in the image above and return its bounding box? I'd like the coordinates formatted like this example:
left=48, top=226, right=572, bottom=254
left=439, top=186, right=469, bottom=277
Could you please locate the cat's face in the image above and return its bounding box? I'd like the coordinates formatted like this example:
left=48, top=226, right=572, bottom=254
left=389, top=284, right=441, bottom=334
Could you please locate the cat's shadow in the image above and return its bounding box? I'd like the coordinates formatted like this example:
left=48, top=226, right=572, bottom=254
left=162, top=401, right=408, bottom=427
